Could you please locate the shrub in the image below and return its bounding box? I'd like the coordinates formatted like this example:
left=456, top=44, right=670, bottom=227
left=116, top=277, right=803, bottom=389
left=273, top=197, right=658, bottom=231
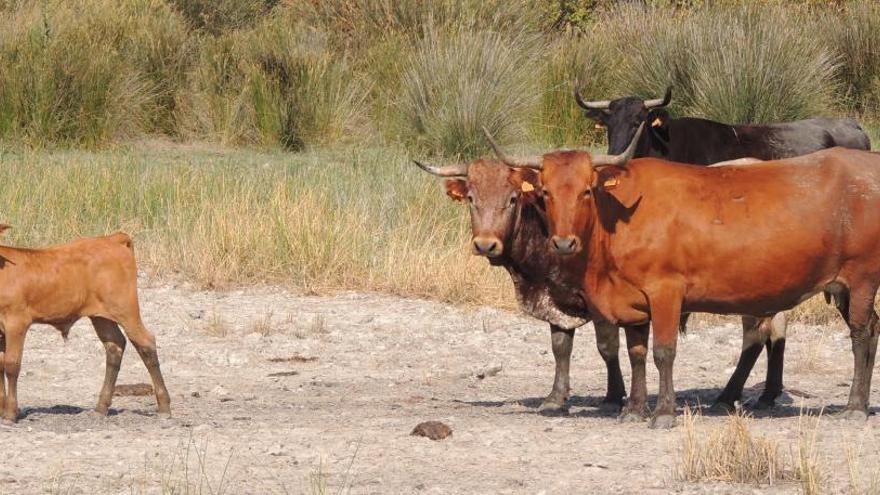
left=178, top=14, right=367, bottom=150
left=168, top=0, right=278, bottom=34
left=0, top=1, right=155, bottom=146
left=398, top=25, right=542, bottom=156
left=686, top=5, right=837, bottom=124
left=822, top=2, right=880, bottom=115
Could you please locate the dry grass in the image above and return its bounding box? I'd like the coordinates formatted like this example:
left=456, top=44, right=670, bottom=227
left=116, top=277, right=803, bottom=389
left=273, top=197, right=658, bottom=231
left=677, top=406, right=828, bottom=491
left=795, top=410, right=826, bottom=495
left=0, top=145, right=511, bottom=307
left=205, top=310, right=231, bottom=337
left=847, top=440, right=880, bottom=495
left=250, top=309, right=274, bottom=336
left=677, top=407, right=788, bottom=485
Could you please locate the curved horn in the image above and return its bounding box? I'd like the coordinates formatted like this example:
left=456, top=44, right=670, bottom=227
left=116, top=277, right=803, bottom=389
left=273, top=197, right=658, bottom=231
left=593, top=122, right=644, bottom=168
left=412, top=159, right=468, bottom=177
left=574, top=89, right=611, bottom=110
left=481, top=126, right=543, bottom=170
left=644, top=86, right=672, bottom=109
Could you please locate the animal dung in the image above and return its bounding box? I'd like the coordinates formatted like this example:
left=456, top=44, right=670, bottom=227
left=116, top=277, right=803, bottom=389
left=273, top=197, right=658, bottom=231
left=114, top=383, right=154, bottom=397
left=411, top=421, right=452, bottom=441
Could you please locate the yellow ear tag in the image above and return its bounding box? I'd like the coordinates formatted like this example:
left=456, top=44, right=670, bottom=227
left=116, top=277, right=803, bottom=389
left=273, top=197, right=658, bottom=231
left=594, top=123, right=604, bottom=129
left=603, top=177, right=620, bottom=189
left=521, top=181, right=535, bottom=192
left=651, top=117, right=663, bottom=128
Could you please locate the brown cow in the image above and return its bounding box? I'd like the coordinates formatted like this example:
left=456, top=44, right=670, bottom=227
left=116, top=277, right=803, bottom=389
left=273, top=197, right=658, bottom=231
left=414, top=158, right=627, bottom=412
left=490, top=125, right=880, bottom=428
left=0, top=228, right=170, bottom=423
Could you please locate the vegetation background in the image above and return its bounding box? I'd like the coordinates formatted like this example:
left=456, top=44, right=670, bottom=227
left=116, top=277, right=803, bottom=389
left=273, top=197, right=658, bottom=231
left=0, top=0, right=878, bottom=320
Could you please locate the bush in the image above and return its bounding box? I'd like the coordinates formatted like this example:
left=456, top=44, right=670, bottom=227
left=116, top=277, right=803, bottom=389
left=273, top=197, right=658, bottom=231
left=0, top=1, right=153, bottom=146
left=168, top=0, right=278, bottom=34
left=822, top=2, right=880, bottom=115
left=178, top=14, right=367, bottom=150
left=398, top=24, right=542, bottom=156
left=686, top=5, right=837, bottom=124
left=535, top=35, right=614, bottom=146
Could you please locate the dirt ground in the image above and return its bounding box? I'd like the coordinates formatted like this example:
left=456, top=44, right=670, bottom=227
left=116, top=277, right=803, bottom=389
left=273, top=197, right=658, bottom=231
left=3, top=279, right=880, bottom=494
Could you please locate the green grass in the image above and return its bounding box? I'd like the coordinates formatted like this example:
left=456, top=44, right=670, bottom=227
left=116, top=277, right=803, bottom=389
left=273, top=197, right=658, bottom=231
left=0, top=143, right=511, bottom=305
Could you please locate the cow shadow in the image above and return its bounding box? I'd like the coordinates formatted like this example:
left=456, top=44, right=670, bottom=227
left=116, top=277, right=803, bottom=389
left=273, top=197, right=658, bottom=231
left=19, top=405, right=128, bottom=419
left=456, top=387, right=876, bottom=419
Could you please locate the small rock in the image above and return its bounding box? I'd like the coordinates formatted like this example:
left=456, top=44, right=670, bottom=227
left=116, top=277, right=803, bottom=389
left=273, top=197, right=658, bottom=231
left=267, top=444, right=286, bottom=456
left=475, top=365, right=502, bottom=380
left=411, top=421, right=452, bottom=441
left=191, top=391, right=201, bottom=398
left=210, top=385, right=229, bottom=397
left=188, top=309, right=205, bottom=320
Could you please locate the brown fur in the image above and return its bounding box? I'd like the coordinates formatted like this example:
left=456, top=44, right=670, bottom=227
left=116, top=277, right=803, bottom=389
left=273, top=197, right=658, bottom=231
left=0, top=231, right=170, bottom=423
left=537, top=147, right=880, bottom=426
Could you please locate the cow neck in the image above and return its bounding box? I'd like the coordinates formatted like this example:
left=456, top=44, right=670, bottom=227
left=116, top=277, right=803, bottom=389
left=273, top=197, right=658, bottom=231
left=498, top=202, right=548, bottom=277
left=577, top=193, right=633, bottom=319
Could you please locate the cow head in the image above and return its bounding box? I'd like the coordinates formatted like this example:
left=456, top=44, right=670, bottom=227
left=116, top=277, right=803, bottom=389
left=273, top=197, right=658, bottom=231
left=485, top=124, right=644, bottom=256
left=413, top=159, right=540, bottom=259
left=576, top=86, right=672, bottom=154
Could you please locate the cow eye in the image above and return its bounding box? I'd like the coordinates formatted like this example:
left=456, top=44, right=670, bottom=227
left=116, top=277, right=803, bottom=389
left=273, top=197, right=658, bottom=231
left=467, top=194, right=474, bottom=204
left=508, top=194, right=517, bottom=207
left=583, top=189, right=592, bottom=198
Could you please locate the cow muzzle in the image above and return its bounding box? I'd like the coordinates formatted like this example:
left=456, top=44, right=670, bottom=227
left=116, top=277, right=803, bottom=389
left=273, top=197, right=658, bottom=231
left=473, top=236, right=503, bottom=257
left=551, top=235, right=581, bottom=255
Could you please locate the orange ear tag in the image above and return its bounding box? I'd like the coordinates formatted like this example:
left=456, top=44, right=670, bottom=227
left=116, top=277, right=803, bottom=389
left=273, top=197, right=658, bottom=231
left=651, top=117, right=663, bottom=128
left=603, top=177, right=620, bottom=189
left=521, top=182, right=535, bottom=192
left=594, top=123, right=604, bottom=129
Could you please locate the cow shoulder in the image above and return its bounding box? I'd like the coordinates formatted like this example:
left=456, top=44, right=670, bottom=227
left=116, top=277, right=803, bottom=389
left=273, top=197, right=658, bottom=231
left=596, top=166, right=640, bottom=209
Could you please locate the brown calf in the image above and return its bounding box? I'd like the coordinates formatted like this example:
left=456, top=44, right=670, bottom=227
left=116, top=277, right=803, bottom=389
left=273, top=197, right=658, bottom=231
left=0, top=228, right=170, bottom=423
left=491, top=127, right=880, bottom=428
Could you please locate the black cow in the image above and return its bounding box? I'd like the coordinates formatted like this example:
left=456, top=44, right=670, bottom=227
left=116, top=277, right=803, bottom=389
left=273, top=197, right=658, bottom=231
left=576, top=87, right=871, bottom=161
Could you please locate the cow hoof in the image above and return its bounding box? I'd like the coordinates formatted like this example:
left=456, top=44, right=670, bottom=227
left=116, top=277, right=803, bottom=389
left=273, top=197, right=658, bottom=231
left=157, top=411, right=172, bottom=420
left=836, top=409, right=867, bottom=422
left=618, top=411, right=644, bottom=424
left=1, top=418, right=15, bottom=427
left=91, top=408, right=110, bottom=418
left=650, top=414, right=677, bottom=429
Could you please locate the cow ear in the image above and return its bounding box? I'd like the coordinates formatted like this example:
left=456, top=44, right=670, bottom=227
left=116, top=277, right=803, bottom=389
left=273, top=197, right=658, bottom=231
left=584, top=108, right=609, bottom=125
left=509, top=168, right=541, bottom=203
left=444, top=179, right=468, bottom=202
left=596, top=167, right=640, bottom=209
left=647, top=109, right=669, bottom=130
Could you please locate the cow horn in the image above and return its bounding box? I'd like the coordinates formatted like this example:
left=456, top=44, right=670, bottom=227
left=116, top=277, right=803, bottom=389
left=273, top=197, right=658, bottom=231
left=574, top=89, right=611, bottom=110
left=644, top=86, right=673, bottom=109
left=412, top=160, right=469, bottom=177
left=593, top=122, right=644, bottom=168
left=481, top=126, right=543, bottom=170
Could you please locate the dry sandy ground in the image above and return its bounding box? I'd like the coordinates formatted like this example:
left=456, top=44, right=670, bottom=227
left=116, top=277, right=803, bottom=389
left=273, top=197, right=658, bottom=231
left=3, top=280, right=880, bottom=494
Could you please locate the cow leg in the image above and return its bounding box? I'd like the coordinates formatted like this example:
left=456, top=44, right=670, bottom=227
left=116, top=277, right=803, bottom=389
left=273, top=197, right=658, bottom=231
left=756, top=312, right=787, bottom=409
left=540, top=325, right=574, bottom=413
left=2, top=319, right=29, bottom=424
left=837, top=285, right=879, bottom=420
left=714, top=316, right=766, bottom=410
left=619, top=324, right=649, bottom=423
left=116, top=317, right=171, bottom=418
left=0, top=332, right=6, bottom=412
left=649, top=288, right=683, bottom=429
left=91, top=317, right=126, bottom=416
left=595, top=321, right=626, bottom=412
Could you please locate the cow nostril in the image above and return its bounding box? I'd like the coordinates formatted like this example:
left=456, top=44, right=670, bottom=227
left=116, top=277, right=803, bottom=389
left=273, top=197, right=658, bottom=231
left=488, top=241, right=498, bottom=253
